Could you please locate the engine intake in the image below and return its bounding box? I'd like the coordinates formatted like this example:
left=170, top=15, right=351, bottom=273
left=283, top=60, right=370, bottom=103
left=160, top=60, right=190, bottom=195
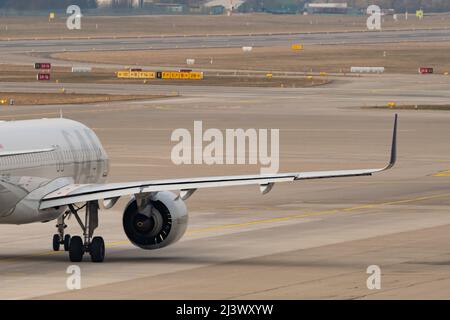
left=122, top=191, right=188, bottom=250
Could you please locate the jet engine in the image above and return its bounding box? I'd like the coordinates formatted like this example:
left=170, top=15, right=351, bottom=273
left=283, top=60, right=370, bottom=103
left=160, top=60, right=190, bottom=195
left=122, top=191, right=188, bottom=250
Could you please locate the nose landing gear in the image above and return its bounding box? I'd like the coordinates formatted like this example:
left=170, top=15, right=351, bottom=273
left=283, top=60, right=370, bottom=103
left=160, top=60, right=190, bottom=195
left=52, top=213, right=71, bottom=251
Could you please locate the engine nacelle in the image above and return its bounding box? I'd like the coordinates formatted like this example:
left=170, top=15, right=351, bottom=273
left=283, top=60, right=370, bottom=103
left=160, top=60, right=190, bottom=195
left=122, top=191, right=188, bottom=250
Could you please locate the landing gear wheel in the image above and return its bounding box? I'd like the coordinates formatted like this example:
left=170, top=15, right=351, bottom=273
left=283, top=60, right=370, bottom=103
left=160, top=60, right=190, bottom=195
left=69, top=236, right=84, bottom=262
left=52, top=234, right=60, bottom=251
left=63, top=234, right=71, bottom=251
left=67, top=202, right=103, bottom=263
left=90, top=237, right=105, bottom=263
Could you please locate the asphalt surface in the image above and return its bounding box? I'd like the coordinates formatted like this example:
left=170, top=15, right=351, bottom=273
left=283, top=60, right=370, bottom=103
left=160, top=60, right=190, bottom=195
left=0, top=25, right=450, bottom=299
left=1, top=29, right=450, bottom=53
left=0, top=72, right=449, bottom=299
left=1, top=28, right=450, bottom=73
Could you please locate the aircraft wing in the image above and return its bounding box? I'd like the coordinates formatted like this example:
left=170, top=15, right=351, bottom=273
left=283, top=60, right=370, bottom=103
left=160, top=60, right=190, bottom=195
left=39, top=115, right=397, bottom=210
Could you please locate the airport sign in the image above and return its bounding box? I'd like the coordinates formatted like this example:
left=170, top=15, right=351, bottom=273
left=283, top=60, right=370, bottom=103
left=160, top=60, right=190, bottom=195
left=36, top=73, right=51, bottom=80
left=35, top=63, right=51, bottom=70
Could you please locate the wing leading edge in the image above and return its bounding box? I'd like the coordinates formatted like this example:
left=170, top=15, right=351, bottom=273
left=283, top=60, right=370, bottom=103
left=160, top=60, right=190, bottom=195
left=39, top=115, right=398, bottom=210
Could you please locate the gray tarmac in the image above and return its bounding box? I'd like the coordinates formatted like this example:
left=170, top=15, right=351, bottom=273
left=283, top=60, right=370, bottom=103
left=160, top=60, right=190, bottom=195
left=0, top=71, right=449, bottom=299
left=1, top=29, right=450, bottom=54
left=1, top=28, right=450, bottom=69
left=0, top=25, right=450, bottom=299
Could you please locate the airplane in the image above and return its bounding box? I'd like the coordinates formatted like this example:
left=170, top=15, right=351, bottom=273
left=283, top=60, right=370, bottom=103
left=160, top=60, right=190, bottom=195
left=0, top=115, right=397, bottom=262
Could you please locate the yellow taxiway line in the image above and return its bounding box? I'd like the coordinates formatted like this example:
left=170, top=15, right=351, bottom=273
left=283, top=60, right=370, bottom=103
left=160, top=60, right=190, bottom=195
left=185, top=192, right=450, bottom=235
left=1, top=192, right=450, bottom=264
left=434, top=170, right=450, bottom=177
left=72, top=192, right=450, bottom=248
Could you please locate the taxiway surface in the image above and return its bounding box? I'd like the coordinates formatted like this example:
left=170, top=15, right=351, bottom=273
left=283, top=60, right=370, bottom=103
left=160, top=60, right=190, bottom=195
left=0, top=73, right=449, bottom=299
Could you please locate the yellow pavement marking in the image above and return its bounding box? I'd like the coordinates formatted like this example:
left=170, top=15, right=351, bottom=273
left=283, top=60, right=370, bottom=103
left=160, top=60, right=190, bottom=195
left=99, top=192, right=450, bottom=247
left=434, top=170, right=450, bottom=177
left=185, top=192, right=450, bottom=235
left=1, top=192, right=450, bottom=264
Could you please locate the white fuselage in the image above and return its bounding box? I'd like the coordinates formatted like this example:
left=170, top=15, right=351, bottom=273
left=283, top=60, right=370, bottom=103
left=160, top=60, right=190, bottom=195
left=0, top=118, right=109, bottom=224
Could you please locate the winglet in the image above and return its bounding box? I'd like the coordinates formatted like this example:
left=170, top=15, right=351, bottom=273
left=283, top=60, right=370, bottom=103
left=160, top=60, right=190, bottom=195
left=383, top=114, right=397, bottom=170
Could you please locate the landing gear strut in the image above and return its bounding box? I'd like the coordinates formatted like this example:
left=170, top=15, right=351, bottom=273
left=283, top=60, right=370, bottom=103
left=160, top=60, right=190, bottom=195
left=52, top=212, right=71, bottom=251
left=66, top=201, right=105, bottom=263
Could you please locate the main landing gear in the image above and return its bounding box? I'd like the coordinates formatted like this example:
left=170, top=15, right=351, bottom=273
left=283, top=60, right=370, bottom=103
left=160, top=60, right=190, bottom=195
left=53, top=201, right=105, bottom=263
